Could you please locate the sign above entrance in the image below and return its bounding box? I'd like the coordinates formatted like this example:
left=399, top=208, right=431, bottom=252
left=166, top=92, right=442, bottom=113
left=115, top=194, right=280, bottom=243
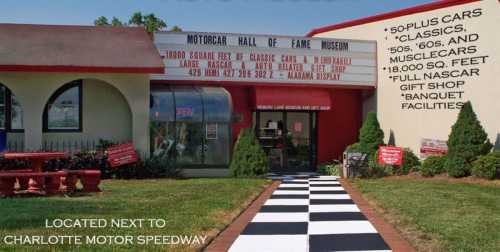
left=152, top=32, right=377, bottom=87
left=254, top=87, right=331, bottom=111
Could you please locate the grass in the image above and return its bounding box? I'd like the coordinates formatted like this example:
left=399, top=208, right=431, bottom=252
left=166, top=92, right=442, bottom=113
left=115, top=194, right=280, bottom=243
left=353, top=177, right=500, bottom=252
left=0, top=178, right=270, bottom=252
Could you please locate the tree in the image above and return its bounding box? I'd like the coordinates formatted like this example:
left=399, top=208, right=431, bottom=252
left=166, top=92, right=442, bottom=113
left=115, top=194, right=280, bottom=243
left=129, top=12, right=144, bottom=26
left=358, top=112, right=385, bottom=155
left=129, top=12, right=167, bottom=34
left=111, top=17, right=124, bottom=27
left=94, top=16, right=109, bottom=26
left=94, top=12, right=171, bottom=34
left=445, top=101, right=492, bottom=177
left=229, top=128, right=268, bottom=177
left=170, top=25, right=182, bottom=32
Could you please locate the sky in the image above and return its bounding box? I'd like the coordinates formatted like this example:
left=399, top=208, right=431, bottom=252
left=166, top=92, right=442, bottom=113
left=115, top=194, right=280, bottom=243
left=0, top=0, right=435, bottom=36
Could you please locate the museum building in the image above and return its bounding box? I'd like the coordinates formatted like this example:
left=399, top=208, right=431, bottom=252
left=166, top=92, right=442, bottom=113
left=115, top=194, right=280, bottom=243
left=0, top=0, right=497, bottom=176
left=307, top=0, right=499, bottom=158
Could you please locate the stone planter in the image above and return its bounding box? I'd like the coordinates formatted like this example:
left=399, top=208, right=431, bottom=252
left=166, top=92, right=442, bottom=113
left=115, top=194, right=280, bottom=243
left=80, top=170, right=101, bottom=193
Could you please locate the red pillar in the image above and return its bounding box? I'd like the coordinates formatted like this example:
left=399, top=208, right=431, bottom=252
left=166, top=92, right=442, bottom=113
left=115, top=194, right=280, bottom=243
left=317, top=89, right=363, bottom=164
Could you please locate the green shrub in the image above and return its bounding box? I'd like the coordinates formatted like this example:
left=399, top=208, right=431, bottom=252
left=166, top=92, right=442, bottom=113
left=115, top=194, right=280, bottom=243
left=317, top=160, right=341, bottom=176
left=363, top=156, right=393, bottom=178
left=446, top=152, right=470, bottom=178
left=229, top=128, right=268, bottom=177
left=356, top=151, right=390, bottom=178
left=359, top=148, right=419, bottom=177
left=143, top=153, right=179, bottom=178
left=346, top=142, right=363, bottom=153
left=345, top=112, right=384, bottom=178
left=398, top=148, right=421, bottom=175
left=113, top=153, right=179, bottom=179
left=421, top=156, right=447, bottom=177
left=472, top=152, right=500, bottom=180
left=358, top=112, right=385, bottom=156
left=446, top=101, right=492, bottom=177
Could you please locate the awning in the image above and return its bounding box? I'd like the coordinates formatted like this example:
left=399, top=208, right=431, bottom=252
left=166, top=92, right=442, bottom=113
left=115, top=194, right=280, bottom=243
left=254, top=87, right=331, bottom=110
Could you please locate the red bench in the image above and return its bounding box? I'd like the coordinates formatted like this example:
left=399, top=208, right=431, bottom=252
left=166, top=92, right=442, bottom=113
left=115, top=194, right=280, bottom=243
left=0, top=169, right=32, bottom=190
left=0, top=170, right=101, bottom=197
left=63, top=170, right=102, bottom=193
left=0, top=172, right=63, bottom=196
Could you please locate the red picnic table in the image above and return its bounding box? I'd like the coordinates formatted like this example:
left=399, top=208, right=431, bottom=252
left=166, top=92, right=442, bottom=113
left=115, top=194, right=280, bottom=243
left=3, top=152, right=68, bottom=193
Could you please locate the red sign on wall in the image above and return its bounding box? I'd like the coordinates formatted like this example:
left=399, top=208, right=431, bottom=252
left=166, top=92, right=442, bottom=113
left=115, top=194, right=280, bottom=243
left=420, top=138, right=448, bottom=158
left=107, top=143, right=138, bottom=168
left=378, top=146, right=404, bottom=166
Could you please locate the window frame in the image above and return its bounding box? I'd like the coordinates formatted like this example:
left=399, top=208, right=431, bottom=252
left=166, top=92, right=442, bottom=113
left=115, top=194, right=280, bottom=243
left=0, top=84, right=24, bottom=133
left=8, top=90, right=24, bottom=132
left=43, top=80, right=83, bottom=133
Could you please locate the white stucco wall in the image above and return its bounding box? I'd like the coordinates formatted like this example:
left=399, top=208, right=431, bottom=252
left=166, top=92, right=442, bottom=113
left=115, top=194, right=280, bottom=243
left=313, top=0, right=500, bottom=155
left=0, top=72, right=150, bottom=154
left=43, top=78, right=132, bottom=144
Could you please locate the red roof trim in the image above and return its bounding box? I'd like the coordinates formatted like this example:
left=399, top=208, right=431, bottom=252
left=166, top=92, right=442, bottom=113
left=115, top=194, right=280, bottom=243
left=0, top=65, right=165, bottom=74
left=306, top=0, right=480, bottom=37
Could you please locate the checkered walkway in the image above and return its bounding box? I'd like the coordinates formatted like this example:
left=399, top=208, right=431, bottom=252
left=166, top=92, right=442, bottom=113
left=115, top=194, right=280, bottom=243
left=228, top=175, right=391, bottom=252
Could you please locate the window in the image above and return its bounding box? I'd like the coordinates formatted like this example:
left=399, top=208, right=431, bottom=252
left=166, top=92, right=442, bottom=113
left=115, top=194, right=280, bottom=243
left=149, top=86, right=232, bottom=167
left=0, top=86, right=5, bottom=129
left=43, top=80, right=82, bottom=132
left=0, top=84, right=24, bottom=131
left=201, top=87, right=231, bottom=165
left=10, top=95, right=23, bottom=130
left=150, top=88, right=175, bottom=156
left=173, top=87, right=204, bottom=165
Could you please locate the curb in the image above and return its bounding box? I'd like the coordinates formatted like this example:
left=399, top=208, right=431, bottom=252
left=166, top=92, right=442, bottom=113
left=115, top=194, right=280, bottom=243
left=340, top=179, right=416, bottom=252
left=204, top=180, right=281, bottom=252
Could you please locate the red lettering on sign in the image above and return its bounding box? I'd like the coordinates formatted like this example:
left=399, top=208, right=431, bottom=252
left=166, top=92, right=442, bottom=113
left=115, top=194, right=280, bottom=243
left=176, top=107, right=193, bottom=117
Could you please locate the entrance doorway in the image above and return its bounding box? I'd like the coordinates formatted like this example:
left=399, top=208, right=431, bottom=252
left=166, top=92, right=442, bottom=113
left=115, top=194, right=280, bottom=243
left=255, top=111, right=317, bottom=172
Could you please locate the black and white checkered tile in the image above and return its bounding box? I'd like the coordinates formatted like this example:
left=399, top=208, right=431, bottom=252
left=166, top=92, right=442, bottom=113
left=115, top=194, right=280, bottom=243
left=228, top=175, right=391, bottom=252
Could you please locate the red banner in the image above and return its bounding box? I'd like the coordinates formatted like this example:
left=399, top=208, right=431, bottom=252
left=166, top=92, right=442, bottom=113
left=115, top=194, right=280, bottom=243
left=378, top=146, right=404, bottom=166
left=107, top=143, right=138, bottom=168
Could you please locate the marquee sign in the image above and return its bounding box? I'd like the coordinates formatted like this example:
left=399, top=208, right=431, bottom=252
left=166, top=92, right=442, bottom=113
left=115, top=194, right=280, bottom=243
left=152, top=32, right=377, bottom=87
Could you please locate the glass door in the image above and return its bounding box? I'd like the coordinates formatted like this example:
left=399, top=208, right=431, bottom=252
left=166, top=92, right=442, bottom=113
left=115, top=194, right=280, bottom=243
left=257, top=112, right=285, bottom=171
left=256, top=111, right=316, bottom=172
left=285, top=112, right=311, bottom=171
